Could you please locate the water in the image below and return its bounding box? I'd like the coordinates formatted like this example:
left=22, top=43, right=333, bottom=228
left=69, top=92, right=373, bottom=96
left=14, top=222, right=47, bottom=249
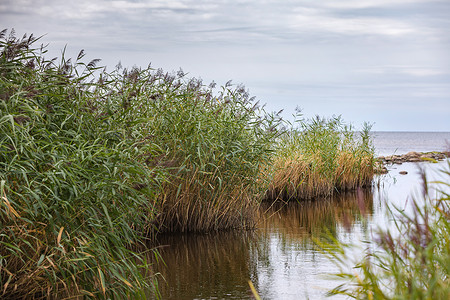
left=371, top=131, right=450, bottom=156
left=151, top=132, right=450, bottom=300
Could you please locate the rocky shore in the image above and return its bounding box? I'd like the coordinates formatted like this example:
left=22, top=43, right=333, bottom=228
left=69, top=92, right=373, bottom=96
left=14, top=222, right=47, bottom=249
left=375, top=151, right=449, bottom=174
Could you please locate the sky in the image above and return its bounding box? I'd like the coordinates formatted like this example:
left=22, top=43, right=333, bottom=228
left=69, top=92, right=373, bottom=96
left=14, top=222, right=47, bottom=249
left=1, top=0, right=449, bottom=131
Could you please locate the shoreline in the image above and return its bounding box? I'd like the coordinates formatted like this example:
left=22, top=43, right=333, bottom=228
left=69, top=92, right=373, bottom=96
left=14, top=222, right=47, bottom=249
left=375, top=151, right=449, bottom=174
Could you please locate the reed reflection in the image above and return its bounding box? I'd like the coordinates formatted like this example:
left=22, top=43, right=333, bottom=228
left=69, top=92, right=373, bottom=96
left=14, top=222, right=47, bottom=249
left=251, top=190, right=374, bottom=299
left=258, top=189, right=374, bottom=240
left=152, top=231, right=257, bottom=299
left=151, top=189, right=374, bottom=299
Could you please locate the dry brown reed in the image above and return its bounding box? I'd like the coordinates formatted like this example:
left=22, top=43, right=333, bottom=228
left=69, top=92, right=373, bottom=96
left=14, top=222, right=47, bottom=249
left=265, top=152, right=374, bottom=201
left=334, top=151, right=374, bottom=191
left=265, top=154, right=333, bottom=200
left=154, top=170, right=258, bottom=234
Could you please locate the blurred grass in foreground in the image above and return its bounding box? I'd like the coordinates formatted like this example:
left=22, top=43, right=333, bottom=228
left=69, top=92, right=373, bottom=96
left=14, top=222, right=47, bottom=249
left=321, top=161, right=450, bottom=299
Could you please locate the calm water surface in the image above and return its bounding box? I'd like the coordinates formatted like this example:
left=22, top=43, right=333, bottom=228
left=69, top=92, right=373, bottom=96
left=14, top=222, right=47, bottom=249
left=151, top=132, right=450, bottom=300
left=371, top=131, right=450, bottom=156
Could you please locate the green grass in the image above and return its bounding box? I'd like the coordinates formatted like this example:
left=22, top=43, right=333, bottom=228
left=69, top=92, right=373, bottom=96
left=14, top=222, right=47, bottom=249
left=0, top=29, right=164, bottom=299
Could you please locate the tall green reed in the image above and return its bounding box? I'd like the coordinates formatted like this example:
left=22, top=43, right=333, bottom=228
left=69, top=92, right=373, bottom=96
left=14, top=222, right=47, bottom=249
left=0, top=29, right=163, bottom=298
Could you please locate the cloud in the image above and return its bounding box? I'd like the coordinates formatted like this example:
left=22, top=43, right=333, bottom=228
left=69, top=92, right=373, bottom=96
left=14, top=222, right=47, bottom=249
left=316, top=0, right=436, bottom=9
left=1, top=0, right=445, bottom=42
left=357, top=65, right=448, bottom=77
left=1, top=0, right=448, bottom=131
left=289, top=11, right=418, bottom=37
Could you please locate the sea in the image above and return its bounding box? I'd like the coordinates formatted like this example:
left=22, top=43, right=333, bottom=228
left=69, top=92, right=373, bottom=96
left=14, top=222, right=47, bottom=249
left=371, top=131, right=450, bottom=157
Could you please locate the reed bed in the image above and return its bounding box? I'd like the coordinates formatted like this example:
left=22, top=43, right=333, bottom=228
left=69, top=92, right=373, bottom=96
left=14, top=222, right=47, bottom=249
left=0, top=29, right=165, bottom=299
left=127, top=75, right=280, bottom=233
left=0, top=28, right=378, bottom=298
left=0, top=29, right=280, bottom=298
left=265, top=115, right=375, bottom=201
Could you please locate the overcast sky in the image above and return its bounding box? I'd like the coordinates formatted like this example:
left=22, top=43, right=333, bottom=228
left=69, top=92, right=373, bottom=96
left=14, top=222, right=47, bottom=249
left=1, top=0, right=449, bottom=131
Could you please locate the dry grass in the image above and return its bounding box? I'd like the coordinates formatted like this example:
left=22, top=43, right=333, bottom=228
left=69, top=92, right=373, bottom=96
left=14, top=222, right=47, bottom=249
left=334, top=151, right=374, bottom=191
left=265, top=154, right=333, bottom=200
left=154, top=171, right=258, bottom=233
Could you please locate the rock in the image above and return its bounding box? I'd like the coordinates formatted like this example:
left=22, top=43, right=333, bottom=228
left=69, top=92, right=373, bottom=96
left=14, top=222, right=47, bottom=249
left=408, top=158, right=421, bottom=162
left=405, top=151, right=420, bottom=158
left=376, top=150, right=449, bottom=173
left=399, top=171, right=408, bottom=175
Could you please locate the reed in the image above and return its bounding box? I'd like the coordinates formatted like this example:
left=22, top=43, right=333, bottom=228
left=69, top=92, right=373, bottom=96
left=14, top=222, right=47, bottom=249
left=97, top=64, right=281, bottom=234
left=265, top=115, right=375, bottom=201
left=0, top=28, right=378, bottom=298
left=136, top=77, right=280, bottom=233
left=0, top=29, right=166, bottom=298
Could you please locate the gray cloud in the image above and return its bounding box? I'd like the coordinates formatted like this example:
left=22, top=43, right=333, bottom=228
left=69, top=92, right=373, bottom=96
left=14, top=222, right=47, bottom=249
left=1, top=0, right=449, bottom=130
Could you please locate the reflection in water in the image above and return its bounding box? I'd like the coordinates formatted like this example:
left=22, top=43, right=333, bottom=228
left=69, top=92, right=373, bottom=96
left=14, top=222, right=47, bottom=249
left=151, top=189, right=374, bottom=299
left=152, top=231, right=256, bottom=299
left=259, top=190, right=374, bottom=238
left=252, top=191, right=374, bottom=300
left=148, top=156, right=449, bottom=299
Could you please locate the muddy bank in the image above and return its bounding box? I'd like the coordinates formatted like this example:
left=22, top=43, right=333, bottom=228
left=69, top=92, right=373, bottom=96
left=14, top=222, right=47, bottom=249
left=375, top=151, right=449, bottom=174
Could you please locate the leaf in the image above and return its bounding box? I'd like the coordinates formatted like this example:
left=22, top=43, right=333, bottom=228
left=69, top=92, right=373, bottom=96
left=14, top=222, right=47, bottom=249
left=98, top=267, right=106, bottom=295
left=37, top=254, right=45, bottom=266
left=1, top=191, right=20, bottom=219
left=248, top=280, right=261, bottom=300
left=57, top=226, right=64, bottom=245
left=80, top=290, right=95, bottom=297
